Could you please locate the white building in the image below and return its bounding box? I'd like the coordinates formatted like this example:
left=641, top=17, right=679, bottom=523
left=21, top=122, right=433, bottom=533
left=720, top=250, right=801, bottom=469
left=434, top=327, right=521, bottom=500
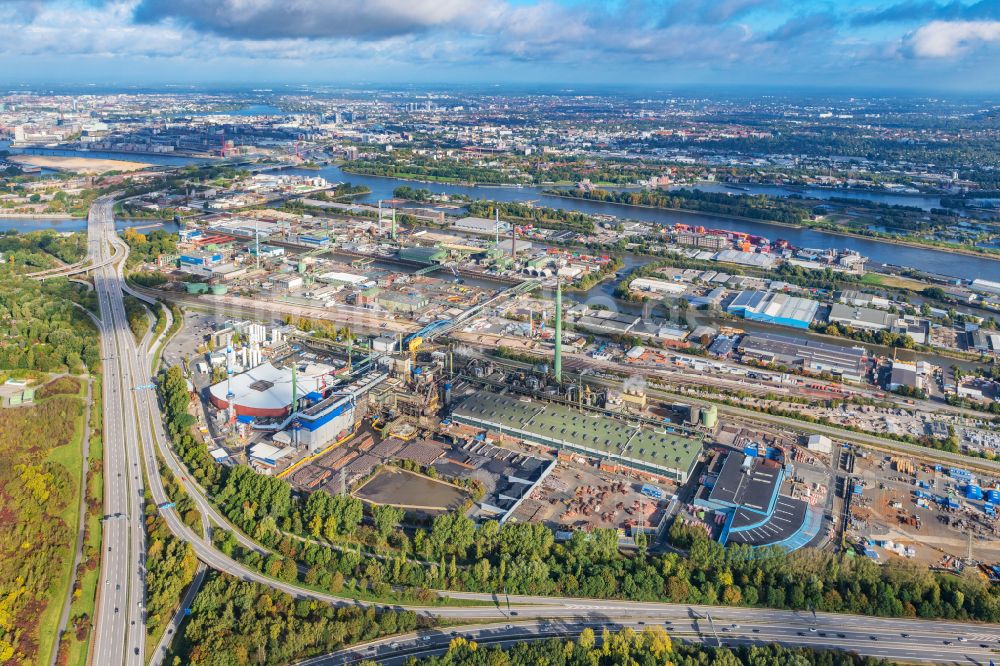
left=806, top=435, right=832, bottom=454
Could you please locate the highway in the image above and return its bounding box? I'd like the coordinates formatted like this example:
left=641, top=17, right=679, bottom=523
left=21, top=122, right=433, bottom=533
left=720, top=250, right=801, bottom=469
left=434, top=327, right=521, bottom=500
left=84, top=195, right=1000, bottom=666
left=90, top=196, right=147, bottom=666
left=302, top=615, right=1000, bottom=665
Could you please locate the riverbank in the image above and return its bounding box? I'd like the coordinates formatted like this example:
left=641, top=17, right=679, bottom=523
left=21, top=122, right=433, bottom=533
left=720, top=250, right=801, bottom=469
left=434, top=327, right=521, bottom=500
left=271, top=163, right=999, bottom=281
left=340, top=166, right=523, bottom=188
left=9, top=154, right=155, bottom=174
left=545, top=190, right=1000, bottom=263
left=0, top=212, right=81, bottom=219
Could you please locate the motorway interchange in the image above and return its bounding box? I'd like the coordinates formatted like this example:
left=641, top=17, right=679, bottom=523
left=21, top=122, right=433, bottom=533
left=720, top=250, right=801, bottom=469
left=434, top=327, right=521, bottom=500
left=82, top=195, right=1000, bottom=665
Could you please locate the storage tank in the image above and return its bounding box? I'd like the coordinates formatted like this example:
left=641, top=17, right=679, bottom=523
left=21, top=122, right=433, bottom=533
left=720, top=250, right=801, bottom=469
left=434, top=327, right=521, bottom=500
left=700, top=404, right=718, bottom=429
left=210, top=284, right=229, bottom=295
left=186, top=282, right=209, bottom=294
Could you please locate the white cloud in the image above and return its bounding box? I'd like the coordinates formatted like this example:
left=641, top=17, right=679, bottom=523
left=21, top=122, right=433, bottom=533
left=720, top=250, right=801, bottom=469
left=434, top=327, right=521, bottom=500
left=904, top=20, right=1000, bottom=58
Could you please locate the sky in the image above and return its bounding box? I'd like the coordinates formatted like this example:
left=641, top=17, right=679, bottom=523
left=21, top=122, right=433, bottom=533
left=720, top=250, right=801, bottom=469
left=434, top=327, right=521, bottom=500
left=1, top=0, right=999, bottom=92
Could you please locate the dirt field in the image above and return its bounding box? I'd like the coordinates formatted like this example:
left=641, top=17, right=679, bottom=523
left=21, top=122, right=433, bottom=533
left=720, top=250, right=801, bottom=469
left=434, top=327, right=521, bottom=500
left=353, top=467, right=469, bottom=511
left=9, top=155, right=154, bottom=173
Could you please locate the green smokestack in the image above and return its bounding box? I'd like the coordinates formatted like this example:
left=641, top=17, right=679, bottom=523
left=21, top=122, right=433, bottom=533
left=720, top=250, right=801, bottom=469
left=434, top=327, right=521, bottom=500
left=291, top=363, right=298, bottom=413
left=554, top=280, right=562, bottom=384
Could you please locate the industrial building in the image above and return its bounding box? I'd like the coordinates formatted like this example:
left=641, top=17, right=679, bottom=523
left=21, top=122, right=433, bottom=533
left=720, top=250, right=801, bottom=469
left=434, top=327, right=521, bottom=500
left=207, top=360, right=341, bottom=418
left=397, top=246, right=447, bottom=265
left=828, top=303, right=898, bottom=332
left=628, top=277, right=687, bottom=296
left=453, top=216, right=510, bottom=234
left=451, top=392, right=702, bottom=483
left=281, top=372, right=387, bottom=453
left=714, top=249, right=778, bottom=269
left=695, top=448, right=822, bottom=552
left=377, top=291, right=429, bottom=313
left=737, top=332, right=868, bottom=381
left=726, top=290, right=818, bottom=329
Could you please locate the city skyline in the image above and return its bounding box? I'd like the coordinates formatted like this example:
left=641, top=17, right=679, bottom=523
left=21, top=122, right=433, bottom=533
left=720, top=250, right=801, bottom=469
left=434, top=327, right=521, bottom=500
left=1, top=0, right=999, bottom=91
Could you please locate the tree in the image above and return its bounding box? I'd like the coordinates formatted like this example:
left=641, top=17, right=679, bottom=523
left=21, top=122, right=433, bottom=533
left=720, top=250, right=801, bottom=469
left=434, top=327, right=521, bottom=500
left=372, top=504, right=405, bottom=540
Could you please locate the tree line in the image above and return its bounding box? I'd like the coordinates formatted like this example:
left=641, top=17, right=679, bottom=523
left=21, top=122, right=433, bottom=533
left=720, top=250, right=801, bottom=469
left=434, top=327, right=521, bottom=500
left=166, top=572, right=428, bottom=666
left=550, top=187, right=811, bottom=225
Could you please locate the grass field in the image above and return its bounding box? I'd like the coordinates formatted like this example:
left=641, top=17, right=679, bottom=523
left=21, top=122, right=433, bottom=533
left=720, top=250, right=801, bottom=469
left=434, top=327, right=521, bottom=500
left=861, top=272, right=928, bottom=292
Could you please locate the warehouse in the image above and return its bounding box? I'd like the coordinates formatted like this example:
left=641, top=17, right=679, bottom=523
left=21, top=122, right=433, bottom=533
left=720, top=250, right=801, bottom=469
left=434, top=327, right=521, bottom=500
left=628, top=277, right=687, bottom=296
left=377, top=291, right=429, bottom=313
left=453, top=216, right=510, bottom=234
left=714, top=249, right=777, bottom=269
left=726, top=290, right=818, bottom=329
left=451, top=392, right=702, bottom=483
left=575, top=310, right=641, bottom=335
left=738, top=332, right=868, bottom=381
left=828, top=303, right=898, bottom=332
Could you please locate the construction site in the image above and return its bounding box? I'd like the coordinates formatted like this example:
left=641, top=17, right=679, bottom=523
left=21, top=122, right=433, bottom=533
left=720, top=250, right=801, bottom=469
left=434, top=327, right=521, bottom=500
left=841, top=446, right=1000, bottom=569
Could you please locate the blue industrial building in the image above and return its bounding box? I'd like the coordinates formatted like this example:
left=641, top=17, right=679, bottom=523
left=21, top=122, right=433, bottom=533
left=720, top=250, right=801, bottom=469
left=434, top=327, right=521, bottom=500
left=726, top=290, right=819, bottom=330
left=694, top=447, right=823, bottom=552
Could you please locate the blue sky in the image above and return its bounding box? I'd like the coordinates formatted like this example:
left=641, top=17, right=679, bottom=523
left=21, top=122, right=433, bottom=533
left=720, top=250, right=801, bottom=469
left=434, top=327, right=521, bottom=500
left=2, top=0, right=999, bottom=91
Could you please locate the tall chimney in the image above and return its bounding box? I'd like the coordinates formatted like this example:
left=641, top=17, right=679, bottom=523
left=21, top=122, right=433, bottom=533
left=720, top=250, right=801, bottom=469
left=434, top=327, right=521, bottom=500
left=554, top=280, right=562, bottom=384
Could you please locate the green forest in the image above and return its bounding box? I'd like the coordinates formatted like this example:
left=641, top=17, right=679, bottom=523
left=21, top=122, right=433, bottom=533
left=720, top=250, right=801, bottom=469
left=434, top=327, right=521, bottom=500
left=0, top=272, right=99, bottom=374
left=466, top=200, right=596, bottom=234
left=0, top=379, right=86, bottom=664
left=121, top=228, right=177, bottom=266
left=0, top=230, right=87, bottom=272
left=407, top=628, right=898, bottom=666
left=551, top=187, right=811, bottom=225
left=167, top=573, right=427, bottom=666
left=345, top=154, right=519, bottom=185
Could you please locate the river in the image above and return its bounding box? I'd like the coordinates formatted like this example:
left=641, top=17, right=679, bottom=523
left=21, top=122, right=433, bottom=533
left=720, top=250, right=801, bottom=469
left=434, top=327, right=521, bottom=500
left=275, top=164, right=997, bottom=282
left=2, top=141, right=993, bottom=280
left=0, top=217, right=181, bottom=234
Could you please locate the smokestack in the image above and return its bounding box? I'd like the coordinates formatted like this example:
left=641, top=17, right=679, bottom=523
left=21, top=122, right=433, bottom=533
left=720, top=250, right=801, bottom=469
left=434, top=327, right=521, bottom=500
left=291, top=363, right=298, bottom=414
left=554, top=280, right=562, bottom=384
left=511, top=223, right=516, bottom=258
